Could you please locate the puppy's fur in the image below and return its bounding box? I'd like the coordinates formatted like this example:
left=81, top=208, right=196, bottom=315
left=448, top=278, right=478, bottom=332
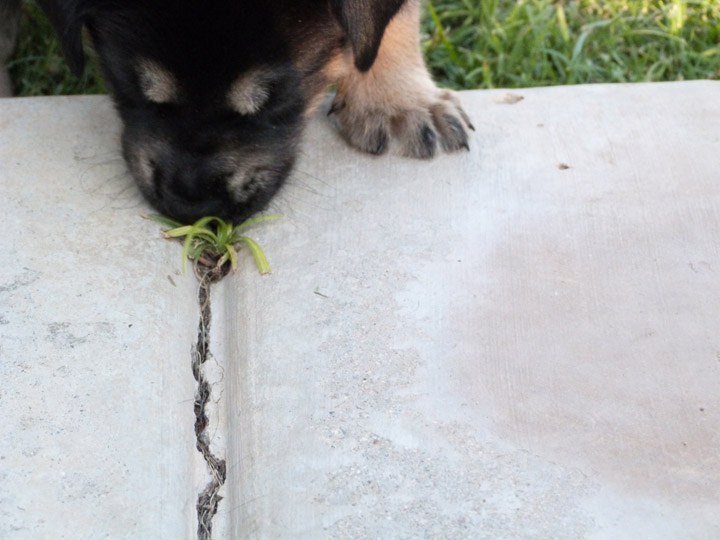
left=35, top=0, right=472, bottom=223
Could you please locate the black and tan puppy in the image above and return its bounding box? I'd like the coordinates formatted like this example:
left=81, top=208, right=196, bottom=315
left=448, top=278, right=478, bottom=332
left=37, top=0, right=472, bottom=223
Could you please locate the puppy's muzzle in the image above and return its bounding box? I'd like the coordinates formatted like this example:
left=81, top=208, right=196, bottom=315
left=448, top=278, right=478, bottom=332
left=151, top=154, right=231, bottom=223
left=123, top=131, right=292, bottom=224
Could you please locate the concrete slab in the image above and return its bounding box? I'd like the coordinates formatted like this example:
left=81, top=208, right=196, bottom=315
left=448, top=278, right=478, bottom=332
left=0, top=97, right=204, bottom=538
left=1, top=82, right=719, bottom=539
left=213, top=81, right=720, bottom=539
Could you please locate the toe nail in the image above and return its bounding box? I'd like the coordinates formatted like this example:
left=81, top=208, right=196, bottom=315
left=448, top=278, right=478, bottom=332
left=421, top=125, right=437, bottom=158
left=371, top=131, right=388, bottom=155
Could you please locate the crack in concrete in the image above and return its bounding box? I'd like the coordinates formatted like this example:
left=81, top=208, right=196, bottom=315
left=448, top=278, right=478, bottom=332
left=192, top=268, right=228, bottom=540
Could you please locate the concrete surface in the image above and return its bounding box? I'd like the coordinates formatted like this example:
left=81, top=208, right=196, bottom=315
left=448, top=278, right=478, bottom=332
left=1, top=82, right=720, bottom=539
left=0, top=97, right=204, bottom=538
left=215, top=81, right=720, bottom=539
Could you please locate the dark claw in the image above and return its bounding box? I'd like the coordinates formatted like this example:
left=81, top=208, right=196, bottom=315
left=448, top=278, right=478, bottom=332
left=419, top=125, right=437, bottom=159
left=440, top=115, right=469, bottom=152
left=369, top=129, right=388, bottom=155
left=458, top=108, right=475, bottom=131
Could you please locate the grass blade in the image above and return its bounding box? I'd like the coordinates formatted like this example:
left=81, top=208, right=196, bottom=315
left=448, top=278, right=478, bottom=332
left=164, top=225, right=195, bottom=238
left=225, top=245, right=239, bottom=272
left=145, top=214, right=184, bottom=229
left=238, top=236, right=272, bottom=274
left=235, top=214, right=283, bottom=230
left=427, top=1, right=464, bottom=68
left=181, top=232, right=196, bottom=274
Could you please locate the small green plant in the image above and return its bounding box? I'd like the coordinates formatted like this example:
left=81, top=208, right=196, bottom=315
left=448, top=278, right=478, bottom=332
left=148, top=214, right=281, bottom=277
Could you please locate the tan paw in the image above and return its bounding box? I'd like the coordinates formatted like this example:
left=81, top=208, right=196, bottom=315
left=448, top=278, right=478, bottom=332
left=329, top=89, right=474, bottom=159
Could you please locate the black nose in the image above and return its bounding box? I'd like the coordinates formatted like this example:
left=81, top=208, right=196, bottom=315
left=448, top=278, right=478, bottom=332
left=155, top=158, right=231, bottom=222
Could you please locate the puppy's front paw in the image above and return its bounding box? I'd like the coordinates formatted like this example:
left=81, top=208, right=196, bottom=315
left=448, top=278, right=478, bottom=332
left=329, top=89, right=473, bottom=159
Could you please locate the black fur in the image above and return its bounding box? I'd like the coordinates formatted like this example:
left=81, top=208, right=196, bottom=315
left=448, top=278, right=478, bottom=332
left=36, top=0, right=401, bottom=223
left=331, top=0, right=405, bottom=71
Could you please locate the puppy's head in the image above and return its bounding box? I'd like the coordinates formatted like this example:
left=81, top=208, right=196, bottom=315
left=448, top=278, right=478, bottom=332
left=39, top=0, right=405, bottom=223
left=120, top=59, right=306, bottom=224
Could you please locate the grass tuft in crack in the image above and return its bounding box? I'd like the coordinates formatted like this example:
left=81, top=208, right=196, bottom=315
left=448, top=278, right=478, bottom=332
left=146, top=214, right=281, bottom=280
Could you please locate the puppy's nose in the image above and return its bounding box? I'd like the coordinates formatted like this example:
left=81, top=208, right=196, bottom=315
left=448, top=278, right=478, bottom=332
left=171, top=165, right=212, bottom=200
left=159, top=159, right=230, bottom=222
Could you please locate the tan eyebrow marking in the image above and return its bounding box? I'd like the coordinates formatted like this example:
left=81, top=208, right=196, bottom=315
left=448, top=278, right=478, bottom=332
left=136, top=58, right=178, bottom=104
left=227, top=67, right=273, bottom=115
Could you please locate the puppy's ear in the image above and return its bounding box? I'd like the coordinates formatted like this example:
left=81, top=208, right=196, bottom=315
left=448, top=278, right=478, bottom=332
left=36, top=0, right=88, bottom=76
left=331, top=0, right=406, bottom=72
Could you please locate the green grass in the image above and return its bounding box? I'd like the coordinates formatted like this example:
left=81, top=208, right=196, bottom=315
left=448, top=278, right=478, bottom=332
left=8, top=0, right=720, bottom=96
left=147, top=214, right=281, bottom=277
left=424, top=0, right=720, bottom=89
left=8, top=1, right=104, bottom=96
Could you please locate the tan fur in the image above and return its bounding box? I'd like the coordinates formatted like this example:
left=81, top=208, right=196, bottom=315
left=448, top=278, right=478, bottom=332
left=227, top=161, right=278, bottom=202
left=123, top=136, right=166, bottom=192
left=329, top=0, right=472, bottom=158
left=228, top=67, right=273, bottom=115
left=136, top=59, right=178, bottom=104
left=217, top=151, right=281, bottom=202
left=299, top=51, right=348, bottom=117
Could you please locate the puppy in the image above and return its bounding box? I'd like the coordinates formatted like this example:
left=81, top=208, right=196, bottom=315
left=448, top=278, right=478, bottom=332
left=38, top=0, right=472, bottom=223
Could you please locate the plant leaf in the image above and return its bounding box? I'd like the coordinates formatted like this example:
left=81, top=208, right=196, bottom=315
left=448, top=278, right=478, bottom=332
left=181, top=232, right=198, bottom=274
left=216, top=221, right=233, bottom=246
left=235, top=214, right=283, bottom=230
left=145, top=214, right=184, bottom=229
left=192, top=216, right=225, bottom=230
left=217, top=251, right=230, bottom=270
left=164, top=225, right=195, bottom=238
left=226, top=245, right=239, bottom=272
left=189, top=229, right=220, bottom=245
left=188, top=242, right=208, bottom=260
left=238, top=235, right=271, bottom=274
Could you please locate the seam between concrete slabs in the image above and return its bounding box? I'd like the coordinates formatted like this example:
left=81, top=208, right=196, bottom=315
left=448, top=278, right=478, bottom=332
left=191, top=268, right=228, bottom=540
